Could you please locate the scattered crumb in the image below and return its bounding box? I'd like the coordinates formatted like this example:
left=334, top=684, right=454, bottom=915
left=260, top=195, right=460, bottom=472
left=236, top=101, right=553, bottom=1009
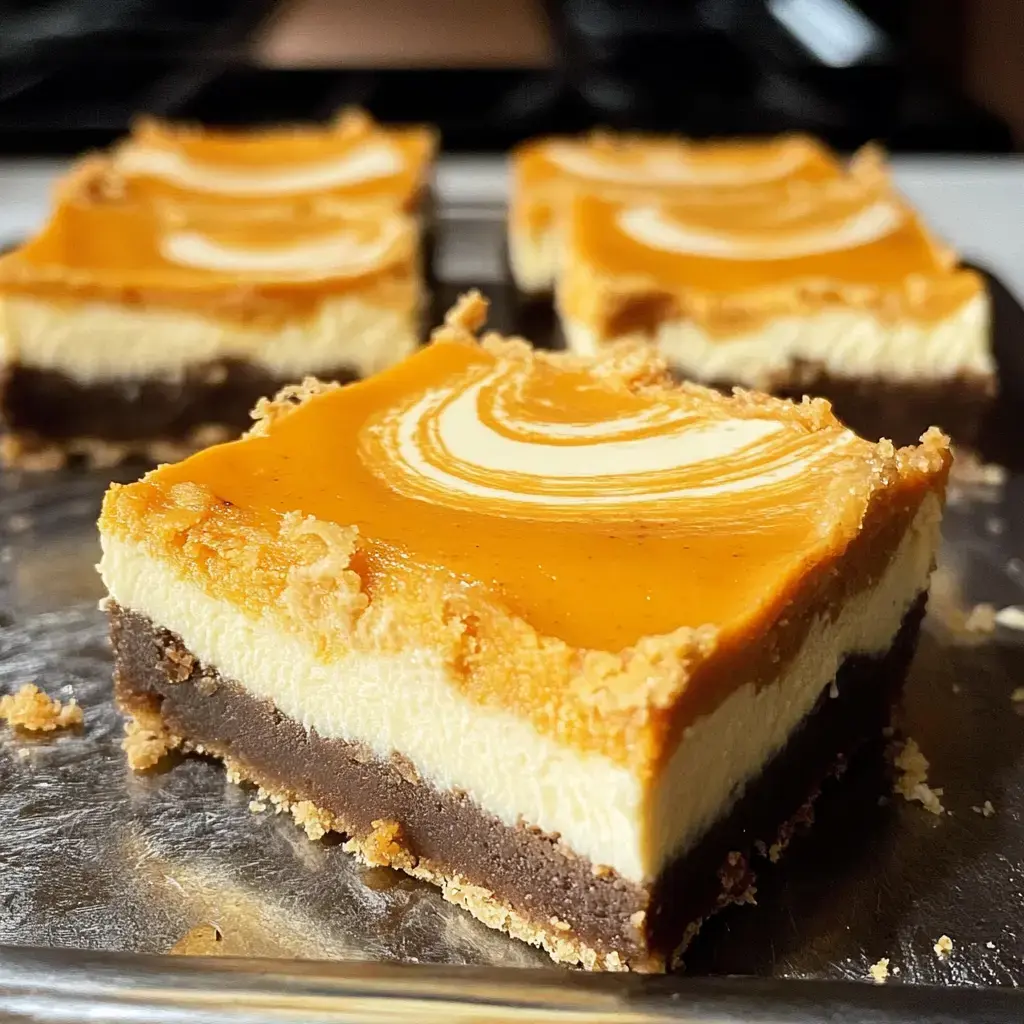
left=869, top=957, right=890, bottom=984
left=927, top=568, right=999, bottom=644
left=893, top=738, right=945, bottom=815
left=952, top=683, right=961, bottom=694
left=971, top=800, right=996, bottom=818
left=934, top=934, right=954, bottom=958
left=986, top=516, right=1005, bottom=536
left=248, top=800, right=267, bottom=814
left=0, top=684, right=83, bottom=732
left=892, top=966, right=900, bottom=975
left=995, top=606, right=1024, bottom=631
left=1012, top=688, right=1024, bottom=704
left=986, top=941, right=996, bottom=950
left=963, top=603, right=997, bottom=635
left=549, top=916, right=572, bottom=932
left=168, top=924, right=224, bottom=956
left=767, top=842, right=783, bottom=863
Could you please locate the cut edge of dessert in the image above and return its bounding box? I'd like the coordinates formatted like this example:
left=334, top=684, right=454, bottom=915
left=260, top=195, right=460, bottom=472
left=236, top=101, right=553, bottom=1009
left=97, top=293, right=950, bottom=971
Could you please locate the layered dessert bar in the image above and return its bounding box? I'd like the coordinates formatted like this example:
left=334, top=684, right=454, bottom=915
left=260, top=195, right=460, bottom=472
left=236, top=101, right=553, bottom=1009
left=0, top=192, right=420, bottom=468
left=558, top=154, right=993, bottom=444
left=99, top=109, right=437, bottom=215
left=509, top=132, right=841, bottom=296
left=99, top=294, right=950, bottom=971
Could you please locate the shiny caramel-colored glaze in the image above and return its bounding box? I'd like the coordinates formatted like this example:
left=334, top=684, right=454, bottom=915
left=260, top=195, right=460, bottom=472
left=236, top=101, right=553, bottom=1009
left=511, top=133, right=843, bottom=235
left=561, top=178, right=983, bottom=333
left=110, top=112, right=436, bottom=212
left=136, top=337, right=942, bottom=654
left=0, top=194, right=418, bottom=322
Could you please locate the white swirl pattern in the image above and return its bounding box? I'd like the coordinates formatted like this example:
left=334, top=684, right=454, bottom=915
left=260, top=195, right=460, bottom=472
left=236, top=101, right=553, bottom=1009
left=160, top=219, right=405, bottom=280
left=544, top=142, right=808, bottom=186
left=119, top=140, right=404, bottom=196
left=616, top=201, right=904, bottom=261
left=360, top=360, right=855, bottom=521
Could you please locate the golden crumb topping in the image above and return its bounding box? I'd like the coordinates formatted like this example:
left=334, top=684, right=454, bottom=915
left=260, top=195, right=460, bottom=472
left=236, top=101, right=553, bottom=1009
left=0, top=684, right=83, bottom=732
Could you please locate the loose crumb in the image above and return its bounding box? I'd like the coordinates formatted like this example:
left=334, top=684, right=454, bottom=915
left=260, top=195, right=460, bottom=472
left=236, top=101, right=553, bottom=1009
left=963, top=603, right=997, bottom=635
left=986, top=941, right=996, bottom=950
left=893, top=739, right=945, bottom=815
left=168, top=924, right=224, bottom=956
left=952, top=683, right=961, bottom=694
left=934, top=934, right=953, bottom=958
left=0, top=684, right=83, bottom=732
left=971, top=800, right=996, bottom=818
left=248, top=800, right=267, bottom=814
left=995, top=606, right=1024, bottom=631
left=1011, top=688, right=1024, bottom=704
left=869, top=957, right=890, bottom=984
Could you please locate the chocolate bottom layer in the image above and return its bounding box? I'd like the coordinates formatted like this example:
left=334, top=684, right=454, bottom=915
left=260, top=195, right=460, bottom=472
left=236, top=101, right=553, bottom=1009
left=0, top=361, right=359, bottom=449
left=108, top=596, right=925, bottom=970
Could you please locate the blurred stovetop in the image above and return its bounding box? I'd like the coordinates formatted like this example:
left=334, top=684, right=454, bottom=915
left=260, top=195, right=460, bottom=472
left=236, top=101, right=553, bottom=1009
left=0, top=0, right=1012, bottom=154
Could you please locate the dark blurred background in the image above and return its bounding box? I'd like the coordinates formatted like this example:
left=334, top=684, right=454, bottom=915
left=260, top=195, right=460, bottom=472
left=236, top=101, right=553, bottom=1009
left=0, top=0, right=1019, bottom=153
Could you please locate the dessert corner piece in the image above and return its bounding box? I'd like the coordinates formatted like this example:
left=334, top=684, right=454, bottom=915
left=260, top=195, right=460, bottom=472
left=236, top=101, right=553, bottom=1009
left=557, top=149, right=993, bottom=444
left=98, top=292, right=951, bottom=971
left=0, top=190, right=421, bottom=469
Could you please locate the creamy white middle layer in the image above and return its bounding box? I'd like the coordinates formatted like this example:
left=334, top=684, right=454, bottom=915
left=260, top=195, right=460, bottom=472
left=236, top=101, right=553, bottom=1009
left=562, top=293, right=993, bottom=388
left=100, top=494, right=940, bottom=884
left=0, top=294, right=419, bottom=383
left=508, top=226, right=559, bottom=295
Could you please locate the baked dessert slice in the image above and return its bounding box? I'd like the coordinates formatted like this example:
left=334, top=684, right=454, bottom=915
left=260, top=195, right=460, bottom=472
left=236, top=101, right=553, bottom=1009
left=558, top=153, right=993, bottom=445
left=100, top=109, right=437, bottom=216
left=509, top=132, right=841, bottom=296
left=99, top=293, right=950, bottom=971
left=0, top=191, right=421, bottom=468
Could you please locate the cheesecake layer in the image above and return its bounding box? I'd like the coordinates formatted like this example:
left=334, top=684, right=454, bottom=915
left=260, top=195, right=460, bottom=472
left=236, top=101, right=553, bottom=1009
left=0, top=292, right=419, bottom=384
left=99, top=488, right=938, bottom=884
left=562, top=294, right=993, bottom=389
left=108, top=593, right=926, bottom=970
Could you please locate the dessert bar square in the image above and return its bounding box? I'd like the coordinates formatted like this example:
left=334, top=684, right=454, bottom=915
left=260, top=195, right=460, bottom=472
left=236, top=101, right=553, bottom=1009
left=508, top=132, right=841, bottom=296
left=558, top=152, right=993, bottom=444
left=0, top=192, right=421, bottom=468
left=99, top=293, right=950, bottom=971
